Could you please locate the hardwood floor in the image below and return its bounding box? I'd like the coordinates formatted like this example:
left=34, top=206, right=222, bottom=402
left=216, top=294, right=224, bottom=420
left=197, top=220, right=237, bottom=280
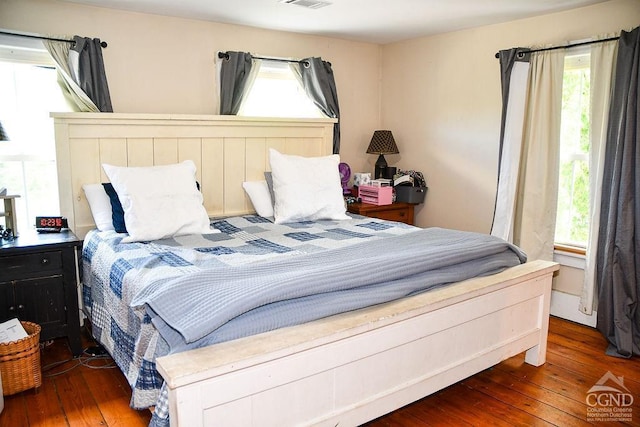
left=1, top=316, right=639, bottom=426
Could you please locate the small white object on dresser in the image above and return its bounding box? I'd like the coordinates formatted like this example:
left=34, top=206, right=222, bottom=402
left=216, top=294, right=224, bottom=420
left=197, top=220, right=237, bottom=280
left=353, top=172, right=371, bottom=187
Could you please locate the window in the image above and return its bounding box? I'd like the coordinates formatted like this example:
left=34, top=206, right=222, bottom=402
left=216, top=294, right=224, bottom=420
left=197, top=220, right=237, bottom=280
left=0, top=44, right=70, bottom=234
left=238, top=60, right=323, bottom=118
left=555, top=52, right=591, bottom=249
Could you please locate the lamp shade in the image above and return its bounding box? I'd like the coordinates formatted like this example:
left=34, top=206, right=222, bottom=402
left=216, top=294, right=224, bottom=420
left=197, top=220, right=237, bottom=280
left=366, top=130, right=399, bottom=155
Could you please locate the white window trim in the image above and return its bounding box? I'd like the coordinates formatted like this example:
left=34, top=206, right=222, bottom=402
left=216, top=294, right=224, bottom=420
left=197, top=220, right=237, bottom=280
left=0, top=33, right=53, bottom=65
left=553, top=248, right=586, bottom=269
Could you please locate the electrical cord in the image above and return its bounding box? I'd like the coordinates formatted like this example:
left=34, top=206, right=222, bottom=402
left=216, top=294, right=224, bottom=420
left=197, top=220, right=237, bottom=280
left=40, top=340, right=117, bottom=378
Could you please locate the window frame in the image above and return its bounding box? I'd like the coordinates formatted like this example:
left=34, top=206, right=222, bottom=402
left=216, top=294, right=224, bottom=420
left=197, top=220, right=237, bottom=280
left=237, top=59, right=324, bottom=119
left=0, top=37, right=68, bottom=233
left=554, top=49, right=591, bottom=255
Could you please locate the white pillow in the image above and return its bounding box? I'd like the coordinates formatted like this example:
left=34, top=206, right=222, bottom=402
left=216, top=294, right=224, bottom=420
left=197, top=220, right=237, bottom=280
left=242, top=181, right=274, bottom=217
left=269, top=149, right=349, bottom=224
left=102, top=161, right=216, bottom=242
left=82, top=184, right=115, bottom=231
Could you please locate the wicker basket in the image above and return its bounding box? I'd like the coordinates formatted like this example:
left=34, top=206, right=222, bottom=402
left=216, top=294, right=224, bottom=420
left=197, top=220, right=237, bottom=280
left=0, top=321, right=41, bottom=396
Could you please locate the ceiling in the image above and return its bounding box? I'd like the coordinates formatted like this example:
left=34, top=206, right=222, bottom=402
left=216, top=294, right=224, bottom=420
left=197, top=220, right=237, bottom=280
left=60, top=0, right=607, bottom=44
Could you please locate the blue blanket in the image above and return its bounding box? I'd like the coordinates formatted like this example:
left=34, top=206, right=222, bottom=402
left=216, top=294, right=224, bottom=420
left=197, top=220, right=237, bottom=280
left=134, top=227, right=526, bottom=353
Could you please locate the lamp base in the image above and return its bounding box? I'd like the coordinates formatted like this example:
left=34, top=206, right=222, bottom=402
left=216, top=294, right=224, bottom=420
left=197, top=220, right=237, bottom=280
left=374, top=154, right=387, bottom=179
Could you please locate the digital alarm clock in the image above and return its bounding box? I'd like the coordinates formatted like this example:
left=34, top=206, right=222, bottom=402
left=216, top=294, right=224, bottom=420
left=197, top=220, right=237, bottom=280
left=35, top=216, right=68, bottom=233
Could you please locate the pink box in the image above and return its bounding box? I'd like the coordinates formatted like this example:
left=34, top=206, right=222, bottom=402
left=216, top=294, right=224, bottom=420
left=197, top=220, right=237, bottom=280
left=358, top=185, right=393, bottom=206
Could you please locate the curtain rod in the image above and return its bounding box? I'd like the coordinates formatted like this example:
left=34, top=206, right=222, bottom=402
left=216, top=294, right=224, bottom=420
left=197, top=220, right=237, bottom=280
left=217, top=51, right=331, bottom=67
left=218, top=51, right=302, bottom=64
left=0, top=30, right=107, bottom=48
left=494, top=36, right=619, bottom=58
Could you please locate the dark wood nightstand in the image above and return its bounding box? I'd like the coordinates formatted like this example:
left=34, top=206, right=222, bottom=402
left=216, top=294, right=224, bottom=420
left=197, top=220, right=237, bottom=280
left=347, top=201, right=415, bottom=225
left=0, top=230, right=83, bottom=356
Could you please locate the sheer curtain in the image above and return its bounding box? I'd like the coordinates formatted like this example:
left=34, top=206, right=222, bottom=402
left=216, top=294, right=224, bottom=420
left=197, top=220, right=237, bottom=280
left=44, top=40, right=99, bottom=112
left=218, top=51, right=260, bottom=115
left=235, top=58, right=262, bottom=116
left=492, top=49, right=564, bottom=261
left=44, top=37, right=112, bottom=112
left=579, top=38, right=618, bottom=315
left=596, top=26, right=640, bottom=358
left=512, top=49, right=565, bottom=261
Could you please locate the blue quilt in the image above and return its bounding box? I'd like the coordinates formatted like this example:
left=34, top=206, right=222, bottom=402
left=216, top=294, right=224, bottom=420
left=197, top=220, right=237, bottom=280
left=81, top=214, right=525, bottom=427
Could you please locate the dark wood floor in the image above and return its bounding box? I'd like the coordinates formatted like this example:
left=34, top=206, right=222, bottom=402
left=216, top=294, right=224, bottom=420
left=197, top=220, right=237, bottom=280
left=1, top=316, right=639, bottom=426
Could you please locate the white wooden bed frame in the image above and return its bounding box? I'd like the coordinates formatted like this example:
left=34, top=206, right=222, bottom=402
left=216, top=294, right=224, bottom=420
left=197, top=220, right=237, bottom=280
left=53, top=112, right=336, bottom=239
left=53, top=113, right=558, bottom=426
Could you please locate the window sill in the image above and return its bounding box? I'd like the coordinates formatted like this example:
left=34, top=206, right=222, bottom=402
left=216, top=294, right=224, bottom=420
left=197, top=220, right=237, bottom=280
left=553, top=246, right=586, bottom=270
left=554, top=243, right=586, bottom=256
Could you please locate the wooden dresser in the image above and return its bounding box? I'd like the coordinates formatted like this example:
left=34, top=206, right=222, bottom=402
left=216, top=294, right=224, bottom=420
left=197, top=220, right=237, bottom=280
left=347, top=201, right=415, bottom=225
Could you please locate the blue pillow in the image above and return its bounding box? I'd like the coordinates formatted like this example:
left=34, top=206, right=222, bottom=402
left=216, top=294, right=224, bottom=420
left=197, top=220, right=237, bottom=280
left=102, top=183, right=127, bottom=233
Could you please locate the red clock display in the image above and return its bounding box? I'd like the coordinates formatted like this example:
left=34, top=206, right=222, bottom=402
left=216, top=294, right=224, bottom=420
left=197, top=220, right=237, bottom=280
left=38, top=217, right=63, bottom=227
left=36, top=216, right=67, bottom=232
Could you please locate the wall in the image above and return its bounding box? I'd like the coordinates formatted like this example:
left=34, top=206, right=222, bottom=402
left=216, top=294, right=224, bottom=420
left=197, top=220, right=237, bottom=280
left=0, top=0, right=381, bottom=173
left=380, top=0, right=640, bottom=298
left=381, top=0, right=640, bottom=233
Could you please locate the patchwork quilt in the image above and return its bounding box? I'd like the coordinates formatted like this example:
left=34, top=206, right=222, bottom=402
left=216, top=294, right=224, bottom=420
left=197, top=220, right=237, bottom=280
left=81, top=214, right=525, bottom=427
left=82, top=214, right=418, bottom=422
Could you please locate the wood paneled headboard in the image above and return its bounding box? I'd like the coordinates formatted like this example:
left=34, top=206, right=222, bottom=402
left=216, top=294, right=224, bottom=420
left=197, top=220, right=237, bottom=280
left=52, top=113, right=336, bottom=238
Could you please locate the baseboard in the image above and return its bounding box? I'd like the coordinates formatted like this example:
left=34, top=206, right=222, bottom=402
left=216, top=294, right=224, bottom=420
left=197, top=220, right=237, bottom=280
left=550, top=290, right=597, bottom=328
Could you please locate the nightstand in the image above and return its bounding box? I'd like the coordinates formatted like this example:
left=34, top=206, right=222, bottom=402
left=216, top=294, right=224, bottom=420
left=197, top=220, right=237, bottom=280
left=0, top=230, right=82, bottom=356
left=347, top=201, right=415, bottom=225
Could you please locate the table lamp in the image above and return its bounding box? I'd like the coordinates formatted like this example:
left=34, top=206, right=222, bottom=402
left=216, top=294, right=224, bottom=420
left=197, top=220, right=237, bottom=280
left=366, top=130, right=399, bottom=179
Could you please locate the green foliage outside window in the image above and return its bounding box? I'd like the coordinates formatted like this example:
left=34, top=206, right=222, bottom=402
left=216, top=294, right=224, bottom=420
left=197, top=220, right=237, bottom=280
left=555, top=57, right=590, bottom=247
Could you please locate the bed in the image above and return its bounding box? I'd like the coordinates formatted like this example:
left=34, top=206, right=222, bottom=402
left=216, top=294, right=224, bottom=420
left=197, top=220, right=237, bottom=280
left=53, top=112, right=558, bottom=427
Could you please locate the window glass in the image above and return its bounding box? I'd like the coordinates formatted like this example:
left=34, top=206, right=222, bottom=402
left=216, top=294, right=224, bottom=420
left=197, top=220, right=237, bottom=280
left=555, top=52, right=590, bottom=248
left=238, top=60, right=324, bottom=118
left=0, top=58, right=70, bottom=233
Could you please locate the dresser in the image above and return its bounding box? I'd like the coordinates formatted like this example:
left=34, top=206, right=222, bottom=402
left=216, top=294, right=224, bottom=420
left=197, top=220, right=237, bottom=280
left=0, top=231, right=82, bottom=356
left=347, top=201, right=415, bottom=225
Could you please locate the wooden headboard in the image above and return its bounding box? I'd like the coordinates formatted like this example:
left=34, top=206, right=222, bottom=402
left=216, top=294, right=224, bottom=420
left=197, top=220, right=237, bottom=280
left=53, top=113, right=336, bottom=238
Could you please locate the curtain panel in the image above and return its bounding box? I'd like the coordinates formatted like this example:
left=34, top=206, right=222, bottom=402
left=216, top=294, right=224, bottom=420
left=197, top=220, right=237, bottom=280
left=596, top=26, right=640, bottom=358
left=579, top=38, right=618, bottom=315
left=44, top=36, right=112, bottom=112
left=298, top=58, right=341, bottom=154
left=219, top=51, right=255, bottom=115
left=69, top=37, right=113, bottom=112
left=491, top=48, right=531, bottom=242
left=512, top=49, right=564, bottom=262
left=44, top=40, right=99, bottom=112
left=491, top=48, right=563, bottom=261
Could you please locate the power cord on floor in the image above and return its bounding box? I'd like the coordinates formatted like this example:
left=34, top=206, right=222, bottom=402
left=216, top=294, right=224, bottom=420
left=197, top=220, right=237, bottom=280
left=42, top=347, right=116, bottom=377
left=40, top=336, right=117, bottom=378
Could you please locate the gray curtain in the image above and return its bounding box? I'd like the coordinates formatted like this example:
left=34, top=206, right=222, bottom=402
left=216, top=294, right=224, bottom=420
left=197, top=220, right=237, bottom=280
left=490, top=48, right=531, bottom=240
left=69, top=36, right=112, bottom=112
left=496, top=48, right=531, bottom=174
left=596, top=26, right=640, bottom=358
left=219, top=51, right=253, bottom=115
left=299, top=57, right=341, bottom=154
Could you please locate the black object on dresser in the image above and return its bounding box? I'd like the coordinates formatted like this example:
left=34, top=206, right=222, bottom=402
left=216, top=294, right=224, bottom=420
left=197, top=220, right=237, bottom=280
left=0, top=230, right=82, bottom=356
